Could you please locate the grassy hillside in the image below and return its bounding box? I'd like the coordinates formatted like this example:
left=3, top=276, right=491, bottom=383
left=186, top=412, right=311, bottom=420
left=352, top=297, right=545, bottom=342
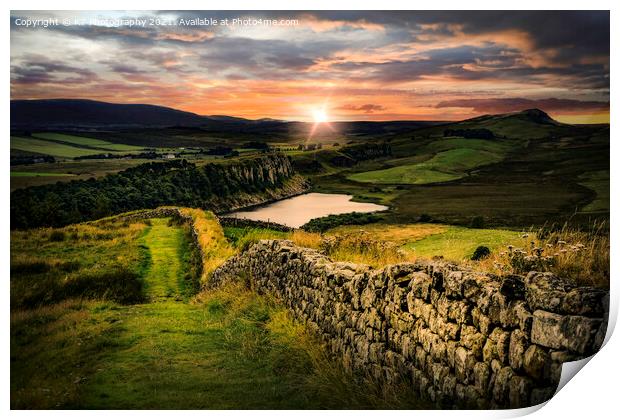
left=348, top=147, right=503, bottom=184
left=309, top=111, right=609, bottom=227
left=11, top=210, right=426, bottom=409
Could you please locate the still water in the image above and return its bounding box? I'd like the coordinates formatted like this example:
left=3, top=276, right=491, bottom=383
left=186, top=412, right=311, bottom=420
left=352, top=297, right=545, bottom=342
left=225, top=193, right=388, bottom=228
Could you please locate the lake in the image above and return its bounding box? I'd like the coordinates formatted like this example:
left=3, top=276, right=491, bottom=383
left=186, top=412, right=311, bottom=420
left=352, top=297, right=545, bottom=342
left=224, top=193, right=388, bottom=228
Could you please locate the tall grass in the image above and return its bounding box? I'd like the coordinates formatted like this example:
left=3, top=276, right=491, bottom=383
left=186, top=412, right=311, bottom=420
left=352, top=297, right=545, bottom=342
left=177, top=208, right=235, bottom=284
left=226, top=221, right=608, bottom=287
left=477, top=221, right=609, bottom=288
left=195, top=281, right=428, bottom=409
left=11, top=220, right=148, bottom=308
left=320, top=231, right=415, bottom=267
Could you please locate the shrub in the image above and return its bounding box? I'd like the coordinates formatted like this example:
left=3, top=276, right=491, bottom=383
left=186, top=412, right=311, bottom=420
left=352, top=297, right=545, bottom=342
left=471, top=246, right=491, bottom=260
left=302, top=212, right=384, bottom=233
left=11, top=258, right=51, bottom=274
left=49, top=231, right=65, bottom=242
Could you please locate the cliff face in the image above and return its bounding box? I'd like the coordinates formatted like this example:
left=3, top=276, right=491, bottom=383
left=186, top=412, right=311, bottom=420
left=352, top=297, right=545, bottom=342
left=201, top=154, right=309, bottom=212
left=11, top=153, right=310, bottom=229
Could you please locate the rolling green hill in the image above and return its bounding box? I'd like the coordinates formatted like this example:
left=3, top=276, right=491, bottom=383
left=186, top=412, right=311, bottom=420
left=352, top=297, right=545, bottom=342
left=348, top=147, right=504, bottom=184
left=308, top=109, right=609, bottom=227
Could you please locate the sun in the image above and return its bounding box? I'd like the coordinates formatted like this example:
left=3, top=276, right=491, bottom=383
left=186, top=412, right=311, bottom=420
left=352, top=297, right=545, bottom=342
left=312, top=109, right=328, bottom=123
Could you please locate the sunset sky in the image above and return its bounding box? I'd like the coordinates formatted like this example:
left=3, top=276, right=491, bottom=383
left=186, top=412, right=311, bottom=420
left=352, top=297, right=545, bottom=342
left=10, top=11, right=610, bottom=123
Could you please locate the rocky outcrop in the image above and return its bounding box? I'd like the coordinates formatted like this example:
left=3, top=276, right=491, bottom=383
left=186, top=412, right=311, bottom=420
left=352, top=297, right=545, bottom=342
left=210, top=240, right=608, bottom=409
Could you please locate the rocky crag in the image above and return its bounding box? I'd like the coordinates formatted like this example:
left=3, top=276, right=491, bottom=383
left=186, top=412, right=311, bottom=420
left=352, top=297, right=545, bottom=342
left=211, top=240, right=609, bottom=409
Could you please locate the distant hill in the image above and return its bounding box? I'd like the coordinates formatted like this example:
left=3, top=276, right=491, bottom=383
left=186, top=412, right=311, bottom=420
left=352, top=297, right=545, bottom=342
left=11, top=99, right=212, bottom=129
left=10, top=98, right=447, bottom=137
left=463, top=108, right=560, bottom=126
left=411, top=108, right=585, bottom=140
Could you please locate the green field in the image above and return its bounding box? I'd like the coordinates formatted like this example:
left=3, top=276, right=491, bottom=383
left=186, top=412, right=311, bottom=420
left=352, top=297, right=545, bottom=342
left=11, top=136, right=105, bottom=158
left=402, top=225, right=519, bottom=261
left=11, top=134, right=143, bottom=159
left=10, top=159, right=153, bottom=191
left=419, top=137, right=519, bottom=155
left=33, top=132, right=143, bottom=152
left=348, top=147, right=503, bottom=184
left=579, top=170, right=610, bottom=213
left=11, top=171, right=75, bottom=177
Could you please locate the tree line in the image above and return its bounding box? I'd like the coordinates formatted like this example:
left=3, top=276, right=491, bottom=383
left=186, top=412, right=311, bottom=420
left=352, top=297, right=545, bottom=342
left=11, top=154, right=295, bottom=229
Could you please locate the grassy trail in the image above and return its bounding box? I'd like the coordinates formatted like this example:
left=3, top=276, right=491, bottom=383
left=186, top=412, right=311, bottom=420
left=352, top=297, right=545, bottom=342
left=73, top=218, right=318, bottom=409
left=140, top=219, right=185, bottom=300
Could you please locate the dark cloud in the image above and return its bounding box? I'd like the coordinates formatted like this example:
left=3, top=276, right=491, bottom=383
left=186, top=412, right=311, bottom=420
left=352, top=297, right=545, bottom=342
left=197, top=37, right=340, bottom=77
left=435, top=97, right=610, bottom=114
left=11, top=56, right=98, bottom=85
left=331, top=43, right=608, bottom=89
left=338, top=103, right=386, bottom=113
left=107, top=63, right=142, bottom=74
left=300, top=11, right=609, bottom=55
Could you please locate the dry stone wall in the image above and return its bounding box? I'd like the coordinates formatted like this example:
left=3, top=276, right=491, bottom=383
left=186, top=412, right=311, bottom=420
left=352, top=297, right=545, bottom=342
left=210, top=239, right=609, bottom=409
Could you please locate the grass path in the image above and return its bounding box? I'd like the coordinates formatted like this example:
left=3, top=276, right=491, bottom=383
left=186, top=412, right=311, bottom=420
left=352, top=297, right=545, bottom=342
left=71, top=218, right=325, bottom=409
left=140, top=219, right=185, bottom=300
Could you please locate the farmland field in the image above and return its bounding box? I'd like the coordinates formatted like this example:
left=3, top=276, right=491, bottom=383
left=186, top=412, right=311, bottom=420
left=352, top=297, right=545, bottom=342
left=11, top=171, right=75, bottom=177
left=578, top=170, right=610, bottom=213
left=10, top=159, right=152, bottom=190
left=32, top=132, right=144, bottom=152
left=11, top=136, right=105, bottom=158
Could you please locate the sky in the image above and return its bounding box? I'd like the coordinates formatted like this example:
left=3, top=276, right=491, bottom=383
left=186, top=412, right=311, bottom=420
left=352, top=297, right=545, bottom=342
left=10, top=10, right=610, bottom=123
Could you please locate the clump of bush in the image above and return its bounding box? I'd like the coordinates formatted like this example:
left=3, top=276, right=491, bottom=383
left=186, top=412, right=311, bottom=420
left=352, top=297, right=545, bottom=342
left=302, top=212, right=385, bottom=233
left=64, top=266, right=144, bottom=304
left=418, top=214, right=433, bottom=223
left=49, top=230, right=65, bottom=242
left=471, top=245, right=491, bottom=260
